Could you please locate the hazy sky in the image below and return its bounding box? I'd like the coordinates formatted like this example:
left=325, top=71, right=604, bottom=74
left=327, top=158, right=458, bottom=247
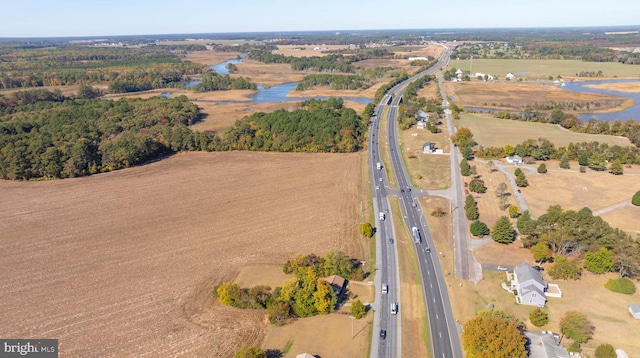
left=3, top=0, right=639, bottom=37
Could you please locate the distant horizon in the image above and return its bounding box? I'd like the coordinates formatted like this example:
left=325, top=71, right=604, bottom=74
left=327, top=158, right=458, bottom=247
left=2, top=24, right=640, bottom=40
left=3, top=0, right=640, bottom=38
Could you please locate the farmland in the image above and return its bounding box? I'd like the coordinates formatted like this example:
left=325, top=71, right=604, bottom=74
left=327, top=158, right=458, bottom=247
left=0, top=151, right=363, bottom=357
left=457, top=113, right=631, bottom=148
left=443, top=81, right=631, bottom=112
left=447, top=59, right=640, bottom=79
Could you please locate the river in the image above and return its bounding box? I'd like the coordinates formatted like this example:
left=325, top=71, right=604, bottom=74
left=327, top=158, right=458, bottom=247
left=183, top=56, right=371, bottom=105
left=559, top=79, right=640, bottom=122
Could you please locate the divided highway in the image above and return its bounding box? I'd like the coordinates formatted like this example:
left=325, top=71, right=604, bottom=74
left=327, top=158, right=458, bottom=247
left=370, top=48, right=462, bottom=358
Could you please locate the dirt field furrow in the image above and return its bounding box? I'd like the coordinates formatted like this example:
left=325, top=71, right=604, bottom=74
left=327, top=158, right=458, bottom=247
left=0, top=151, right=362, bottom=357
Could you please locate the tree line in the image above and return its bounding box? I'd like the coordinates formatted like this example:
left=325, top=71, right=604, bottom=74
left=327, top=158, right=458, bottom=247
left=0, top=45, right=204, bottom=90
left=295, top=74, right=370, bottom=91
left=190, top=72, right=257, bottom=92
left=517, top=205, right=640, bottom=278
left=476, top=137, right=640, bottom=167
left=0, top=91, right=365, bottom=180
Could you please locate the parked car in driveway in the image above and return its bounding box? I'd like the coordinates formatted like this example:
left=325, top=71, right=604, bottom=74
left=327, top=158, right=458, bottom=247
left=533, top=265, right=544, bottom=271
left=497, top=266, right=508, bottom=271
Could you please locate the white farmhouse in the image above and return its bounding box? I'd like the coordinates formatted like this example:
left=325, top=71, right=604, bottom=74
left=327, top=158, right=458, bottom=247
left=512, top=263, right=547, bottom=307
left=506, top=155, right=522, bottom=164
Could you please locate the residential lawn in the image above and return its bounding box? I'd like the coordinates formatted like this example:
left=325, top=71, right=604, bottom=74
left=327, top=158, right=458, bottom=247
left=399, top=124, right=451, bottom=190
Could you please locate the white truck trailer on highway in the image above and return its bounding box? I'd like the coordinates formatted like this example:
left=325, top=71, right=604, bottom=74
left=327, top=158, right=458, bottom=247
left=412, top=226, right=421, bottom=244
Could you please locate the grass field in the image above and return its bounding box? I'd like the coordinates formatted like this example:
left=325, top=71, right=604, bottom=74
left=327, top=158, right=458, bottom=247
left=472, top=162, right=519, bottom=228
left=443, top=81, right=631, bottom=112
left=0, top=151, right=363, bottom=357
left=524, top=167, right=640, bottom=217
left=389, top=197, right=430, bottom=357
left=399, top=118, right=451, bottom=190
left=448, top=59, right=640, bottom=79
left=275, top=44, right=352, bottom=57
left=599, top=204, right=640, bottom=236
left=457, top=113, right=631, bottom=148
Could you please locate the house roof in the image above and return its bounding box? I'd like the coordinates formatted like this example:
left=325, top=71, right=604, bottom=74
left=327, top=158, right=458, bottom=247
left=323, top=275, right=345, bottom=290
left=525, top=332, right=569, bottom=358
left=630, top=303, right=640, bottom=313
left=296, top=354, right=315, bottom=358
left=515, top=263, right=547, bottom=287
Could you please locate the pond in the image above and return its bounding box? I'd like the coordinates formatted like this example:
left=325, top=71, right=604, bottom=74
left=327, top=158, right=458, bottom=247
left=559, top=79, right=640, bottom=122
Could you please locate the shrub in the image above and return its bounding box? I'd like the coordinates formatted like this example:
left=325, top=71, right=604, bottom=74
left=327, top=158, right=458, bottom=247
left=633, top=190, right=640, bottom=206
left=508, top=205, right=520, bottom=218
left=579, top=165, right=586, bottom=173
left=604, top=277, right=636, bottom=294
left=235, top=346, right=267, bottom=358
left=431, top=207, right=446, bottom=217
left=351, top=300, right=366, bottom=319
left=529, top=307, right=549, bottom=327
left=537, top=163, right=547, bottom=173
left=595, top=343, right=616, bottom=358
left=470, top=220, right=490, bottom=236
left=548, top=256, right=581, bottom=280
left=359, top=222, right=374, bottom=238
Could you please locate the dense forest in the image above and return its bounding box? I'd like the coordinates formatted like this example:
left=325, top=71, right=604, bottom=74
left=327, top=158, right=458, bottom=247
left=218, top=97, right=366, bottom=152
left=295, top=74, right=369, bottom=91
left=0, top=45, right=204, bottom=90
left=0, top=90, right=200, bottom=179
left=190, top=72, right=257, bottom=92
left=518, top=205, right=640, bottom=278
left=0, top=90, right=365, bottom=180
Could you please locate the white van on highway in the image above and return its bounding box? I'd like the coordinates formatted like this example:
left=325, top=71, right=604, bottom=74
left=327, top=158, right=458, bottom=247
left=390, top=302, right=398, bottom=315
left=382, top=283, right=388, bottom=294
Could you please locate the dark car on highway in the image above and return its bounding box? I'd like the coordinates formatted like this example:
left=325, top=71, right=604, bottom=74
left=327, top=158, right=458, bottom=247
left=380, top=330, right=387, bottom=339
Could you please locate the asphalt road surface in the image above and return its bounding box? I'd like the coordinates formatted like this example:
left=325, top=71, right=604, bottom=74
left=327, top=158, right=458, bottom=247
left=370, top=48, right=462, bottom=358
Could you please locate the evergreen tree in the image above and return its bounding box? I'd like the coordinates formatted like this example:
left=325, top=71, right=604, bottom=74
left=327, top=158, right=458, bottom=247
left=516, top=210, right=535, bottom=235
left=465, top=195, right=479, bottom=220
left=470, top=220, right=490, bottom=236
left=492, top=216, right=515, bottom=244
left=609, top=160, right=623, bottom=175
left=515, top=172, right=529, bottom=187
left=559, top=153, right=570, bottom=169
left=460, top=158, right=471, bottom=176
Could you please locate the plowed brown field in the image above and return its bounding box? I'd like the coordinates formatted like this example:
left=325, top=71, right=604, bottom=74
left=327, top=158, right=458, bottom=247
left=0, top=151, right=363, bottom=357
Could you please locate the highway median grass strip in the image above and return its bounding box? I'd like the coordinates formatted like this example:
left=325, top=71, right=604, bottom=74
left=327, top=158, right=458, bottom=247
left=389, top=197, right=431, bottom=357
left=379, top=106, right=399, bottom=189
